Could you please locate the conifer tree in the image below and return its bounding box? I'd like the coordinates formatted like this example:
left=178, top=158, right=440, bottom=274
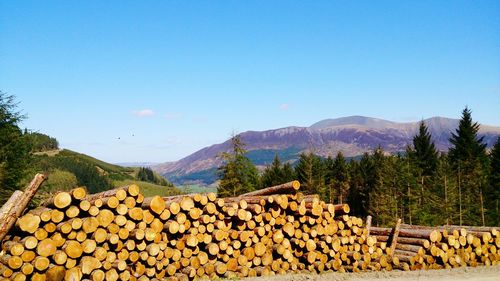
left=282, top=162, right=296, bottom=182
left=261, top=154, right=286, bottom=187
left=448, top=107, right=488, bottom=225
left=487, top=137, right=500, bottom=225
left=348, top=152, right=374, bottom=217
left=449, top=107, right=487, bottom=168
left=324, top=156, right=335, bottom=203
left=408, top=121, right=438, bottom=176
left=332, top=152, right=350, bottom=204
left=295, top=152, right=325, bottom=196
left=217, top=134, right=259, bottom=197
left=0, top=92, right=30, bottom=204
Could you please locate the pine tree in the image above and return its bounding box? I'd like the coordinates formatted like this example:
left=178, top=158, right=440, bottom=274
left=369, top=147, right=398, bottom=226
left=487, top=137, right=500, bottom=225
left=217, top=134, right=259, bottom=197
left=348, top=152, right=374, bottom=217
left=282, top=163, right=296, bottom=182
left=0, top=92, right=31, bottom=204
left=408, top=121, right=438, bottom=176
left=324, top=156, right=335, bottom=204
left=261, top=154, right=285, bottom=187
left=332, top=152, right=350, bottom=204
left=295, top=152, right=325, bottom=196
left=449, top=107, right=487, bottom=168
left=448, top=107, right=488, bottom=225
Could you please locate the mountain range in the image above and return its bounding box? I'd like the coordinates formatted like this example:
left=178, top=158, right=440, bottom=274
left=152, top=116, right=500, bottom=185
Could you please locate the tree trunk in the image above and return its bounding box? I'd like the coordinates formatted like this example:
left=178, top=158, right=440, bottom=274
left=0, top=174, right=47, bottom=241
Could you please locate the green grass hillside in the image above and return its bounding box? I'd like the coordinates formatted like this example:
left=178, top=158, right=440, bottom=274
left=27, top=149, right=181, bottom=205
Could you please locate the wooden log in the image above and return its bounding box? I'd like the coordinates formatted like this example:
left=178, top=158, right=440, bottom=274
left=40, top=191, right=72, bottom=209
left=0, top=173, right=46, bottom=241
left=239, top=181, right=300, bottom=197
left=366, top=215, right=372, bottom=236
left=389, top=218, right=402, bottom=256
left=16, top=213, right=41, bottom=234
left=46, top=265, right=65, bottom=281
left=370, top=227, right=441, bottom=242
left=84, top=185, right=140, bottom=202
left=0, top=190, right=23, bottom=221
left=333, top=204, right=350, bottom=215
left=142, top=196, right=166, bottom=215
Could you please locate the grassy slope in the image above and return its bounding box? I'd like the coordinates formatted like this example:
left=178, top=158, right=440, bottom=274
left=58, top=149, right=135, bottom=175
left=34, top=149, right=181, bottom=196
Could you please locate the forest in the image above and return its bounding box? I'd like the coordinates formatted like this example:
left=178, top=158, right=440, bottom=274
left=218, top=108, right=500, bottom=227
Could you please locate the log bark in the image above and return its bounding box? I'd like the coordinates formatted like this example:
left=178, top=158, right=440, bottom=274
left=0, top=190, right=24, bottom=221
left=239, top=181, right=300, bottom=197
left=389, top=218, right=402, bottom=256
left=0, top=173, right=47, bottom=241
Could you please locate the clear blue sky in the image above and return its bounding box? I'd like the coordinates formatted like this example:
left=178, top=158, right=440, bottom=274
left=1, top=1, right=499, bottom=163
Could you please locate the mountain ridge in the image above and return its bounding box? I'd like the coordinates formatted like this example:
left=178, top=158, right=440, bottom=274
left=152, top=116, right=500, bottom=185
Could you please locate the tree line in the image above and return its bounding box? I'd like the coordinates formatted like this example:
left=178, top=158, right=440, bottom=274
left=218, top=107, right=500, bottom=227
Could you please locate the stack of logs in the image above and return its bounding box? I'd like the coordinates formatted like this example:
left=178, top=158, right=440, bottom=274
left=370, top=221, right=499, bottom=271
left=0, top=181, right=401, bottom=281
left=0, top=179, right=498, bottom=281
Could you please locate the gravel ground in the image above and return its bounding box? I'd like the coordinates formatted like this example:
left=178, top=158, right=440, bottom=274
left=238, top=266, right=500, bottom=281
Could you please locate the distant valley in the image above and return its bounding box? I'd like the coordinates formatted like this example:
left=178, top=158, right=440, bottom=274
left=152, top=116, right=500, bottom=185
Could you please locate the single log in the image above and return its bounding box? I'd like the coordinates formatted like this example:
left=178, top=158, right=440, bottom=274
left=84, top=185, right=140, bottom=202
left=41, top=191, right=72, bottom=209
left=0, top=173, right=47, bottom=241
left=389, top=219, right=402, bottom=256
left=333, top=204, right=350, bottom=215
left=370, top=227, right=441, bottom=242
left=16, top=213, right=41, bottom=234
left=366, top=215, right=372, bottom=236
left=46, top=265, right=65, bottom=281
left=0, top=190, right=24, bottom=221
left=239, top=181, right=300, bottom=197
left=142, top=196, right=166, bottom=215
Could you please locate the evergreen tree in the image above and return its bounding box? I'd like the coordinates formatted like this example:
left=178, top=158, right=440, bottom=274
left=487, top=137, right=500, bottom=225
left=217, top=134, right=259, bottom=197
left=260, top=154, right=295, bottom=187
left=449, top=107, right=487, bottom=168
left=369, top=147, right=398, bottom=226
left=324, top=156, right=335, bottom=203
left=295, top=152, right=325, bottom=196
left=448, top=107, right=488, bottom=225
left=261, top=155, right=285, bottom=187
left=282, top=163, right=296, bottom=182
left=0, top=92, right=31, bottom=204
left=348, top=152, right=374, bottom=217
left=332, top=152, right=350, bottom=204
left=408, top=121, right=438, bottom=176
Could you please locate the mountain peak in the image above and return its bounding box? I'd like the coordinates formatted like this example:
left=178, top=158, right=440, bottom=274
left=153, top=116, right=500, bottom=186
left=309, top=116, right=398, bottom=130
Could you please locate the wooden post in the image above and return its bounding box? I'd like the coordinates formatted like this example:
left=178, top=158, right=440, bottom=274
left=0, top=174, right=47, bottom=241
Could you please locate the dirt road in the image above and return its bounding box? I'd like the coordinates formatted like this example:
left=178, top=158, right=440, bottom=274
left=240, top=266, right=500, bottom=281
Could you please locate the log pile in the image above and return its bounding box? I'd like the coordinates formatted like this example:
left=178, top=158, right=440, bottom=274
left=0, top=181, right=401, bottom=280
left=0, top=179, right=498, bottom=281
left=370, top=223, right=499, bottom=271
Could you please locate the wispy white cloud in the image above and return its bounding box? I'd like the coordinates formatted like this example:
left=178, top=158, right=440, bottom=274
left=165, top=112, right=182, bottom=120
left=280, top=103, right=290, bottom=110
left=132, top=109, right=155, bottom=117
